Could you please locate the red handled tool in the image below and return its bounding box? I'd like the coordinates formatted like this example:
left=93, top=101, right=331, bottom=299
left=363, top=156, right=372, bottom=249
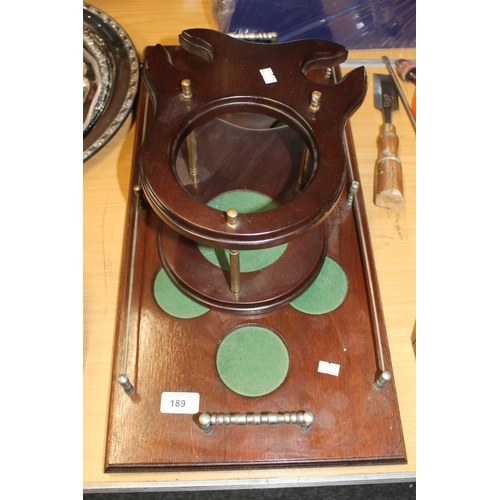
left=395, top=59, right=416, bottom=119
left=382, top=56, right=416, bottom=131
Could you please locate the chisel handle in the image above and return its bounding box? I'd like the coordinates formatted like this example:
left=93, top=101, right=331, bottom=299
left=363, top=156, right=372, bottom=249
left=374, top=123, right=404, bottom=210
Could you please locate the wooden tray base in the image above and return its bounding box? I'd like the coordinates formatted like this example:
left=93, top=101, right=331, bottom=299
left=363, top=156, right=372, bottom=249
left=104, top=61, right=406, bottom=473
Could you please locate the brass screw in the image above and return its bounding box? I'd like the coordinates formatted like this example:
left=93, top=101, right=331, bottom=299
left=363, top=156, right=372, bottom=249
left=310, top=91, right=322, bottom=111
left=226, top=208, right=239, bottom=228
left=181, top=79, right=192, bottom=98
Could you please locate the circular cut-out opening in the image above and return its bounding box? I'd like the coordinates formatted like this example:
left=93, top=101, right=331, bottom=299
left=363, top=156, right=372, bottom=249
left=175, top=111, right=313, bottom=207
left=216, top=324, right=289, bottom=397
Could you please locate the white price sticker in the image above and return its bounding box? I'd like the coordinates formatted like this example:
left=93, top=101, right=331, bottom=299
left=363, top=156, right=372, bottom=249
left=259, top=67, right=277, bottom=84
left=160, top=392, right=200, bottom=414
left=318, top=360, right=340, bottom=377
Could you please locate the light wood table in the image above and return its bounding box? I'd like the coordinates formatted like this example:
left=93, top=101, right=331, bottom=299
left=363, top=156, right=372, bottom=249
left=83, top=0, right=416, bottom=492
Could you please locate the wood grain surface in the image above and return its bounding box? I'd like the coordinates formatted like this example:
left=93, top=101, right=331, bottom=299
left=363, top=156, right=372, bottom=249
left=104, top=56, right=405, bottom=469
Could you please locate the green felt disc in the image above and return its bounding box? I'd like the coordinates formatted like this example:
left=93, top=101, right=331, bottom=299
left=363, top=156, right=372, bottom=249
left=290, top=257, right=349, bottom=315
left=153, top=268, right=210, bottom=319
left=208, top=189, right=279, bottom=213
left=216, top=325, right=289, bottom=397
left=198, top=190, right=288, bottom=272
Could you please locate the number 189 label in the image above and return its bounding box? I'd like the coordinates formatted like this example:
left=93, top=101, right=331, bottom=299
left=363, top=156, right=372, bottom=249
left=160, top=392, right=200, bottom=414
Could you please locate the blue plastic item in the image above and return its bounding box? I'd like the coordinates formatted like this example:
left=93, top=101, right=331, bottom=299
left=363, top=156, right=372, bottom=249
left=212, top=0, right=416, bottom=49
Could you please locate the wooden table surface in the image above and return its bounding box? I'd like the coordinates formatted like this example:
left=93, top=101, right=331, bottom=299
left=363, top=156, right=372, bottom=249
left=83, top=0, right=416, bottom=491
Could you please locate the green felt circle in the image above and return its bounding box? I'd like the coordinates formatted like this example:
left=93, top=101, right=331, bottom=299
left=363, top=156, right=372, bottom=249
left=290, top=257, right=349, bottom=315
left=153, top=268, right=210, bottom=319
left=208, top=189, right=279, bottom=213
left=216, top=325, right=289, bottom=397
left=197, top=190, right=288, bottom=272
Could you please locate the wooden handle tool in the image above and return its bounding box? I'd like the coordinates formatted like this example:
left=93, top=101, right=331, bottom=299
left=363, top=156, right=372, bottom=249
left=373, top=74, right=404, bottom=210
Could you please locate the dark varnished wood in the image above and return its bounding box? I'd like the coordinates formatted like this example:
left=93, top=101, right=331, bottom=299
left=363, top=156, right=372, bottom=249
left=158, top=220, right=327, bottom=314
left=105, top=36, right=406, bottom=472
left=159, top=114, right=328, bottom=312
left=140, top=29, right=367, bottom=249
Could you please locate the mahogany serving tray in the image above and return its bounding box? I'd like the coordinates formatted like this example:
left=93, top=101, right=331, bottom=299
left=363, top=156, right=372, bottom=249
left=104, top=38, right=406, bottom=472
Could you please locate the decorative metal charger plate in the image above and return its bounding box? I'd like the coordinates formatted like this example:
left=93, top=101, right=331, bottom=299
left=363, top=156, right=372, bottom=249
left=83, top=3, right=139, bottom=162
